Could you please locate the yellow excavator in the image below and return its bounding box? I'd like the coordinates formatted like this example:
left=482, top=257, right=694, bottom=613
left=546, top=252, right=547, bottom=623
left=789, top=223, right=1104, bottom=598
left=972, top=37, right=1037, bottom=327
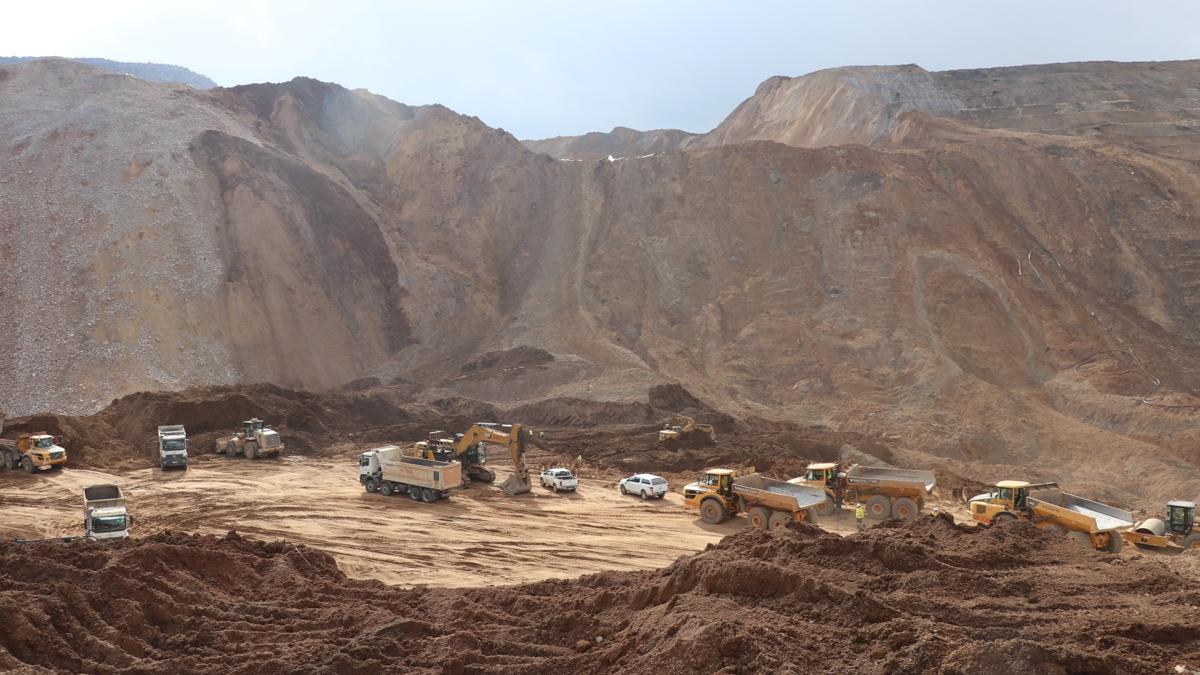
left=657, top=415, right=716, bottom=444
left=410, top=422, right=533, bottom=495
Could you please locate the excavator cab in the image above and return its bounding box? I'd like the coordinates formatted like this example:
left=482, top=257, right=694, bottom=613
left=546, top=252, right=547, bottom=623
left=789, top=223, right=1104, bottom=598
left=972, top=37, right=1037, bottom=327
left=1166, top=501, right=1196, bottom=536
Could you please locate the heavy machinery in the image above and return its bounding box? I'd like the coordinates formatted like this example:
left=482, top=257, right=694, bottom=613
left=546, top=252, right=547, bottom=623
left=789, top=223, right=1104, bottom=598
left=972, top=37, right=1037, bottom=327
left=0, top=432, right=67, bottom=473
left=1122, top=500, right=1200, bottom=552
left=157, top=424, right=188, bottom=470
left=792, top=462, right=936, bottom=520
left=83, top=484, right=133, bottom=540
left=215, top=418, right=284, bottom=459
left=969, top=481, right=1132, bottom=553
left=409, top=422, right=532, bottom=495
left=657, top=415, right=716, bottom=444
left=360, top=445, right=462, bottom=502
left=683, top=467, right=827, bottom=529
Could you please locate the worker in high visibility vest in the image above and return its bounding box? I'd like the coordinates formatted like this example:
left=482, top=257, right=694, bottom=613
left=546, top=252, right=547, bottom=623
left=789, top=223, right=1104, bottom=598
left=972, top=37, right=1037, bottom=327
left=855, top=503, right=866, bottom=532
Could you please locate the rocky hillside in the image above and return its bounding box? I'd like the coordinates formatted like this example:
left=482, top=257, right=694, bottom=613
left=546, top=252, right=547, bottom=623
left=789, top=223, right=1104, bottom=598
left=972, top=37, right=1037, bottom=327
left=0, top=56, right=216, bottom=88
left=524, top=126, right=698, bottom=160
left=2, top=57, right=1199, bottom=504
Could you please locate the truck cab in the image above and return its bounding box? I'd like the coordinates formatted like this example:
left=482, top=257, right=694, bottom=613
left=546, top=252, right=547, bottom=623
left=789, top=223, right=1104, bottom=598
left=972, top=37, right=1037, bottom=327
left=683, top=468, right=747, bottom=506
left=970, top=480, right=1036, bottom=523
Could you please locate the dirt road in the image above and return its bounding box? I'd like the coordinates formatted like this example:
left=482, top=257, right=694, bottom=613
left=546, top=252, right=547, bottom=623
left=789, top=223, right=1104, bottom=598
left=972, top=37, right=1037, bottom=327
left=0, top=456, right=738, bottom=587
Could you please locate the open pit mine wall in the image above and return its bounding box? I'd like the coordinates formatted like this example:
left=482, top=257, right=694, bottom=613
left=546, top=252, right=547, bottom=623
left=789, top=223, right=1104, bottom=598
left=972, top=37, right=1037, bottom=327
left=1, top=58, right=1198, bottom=458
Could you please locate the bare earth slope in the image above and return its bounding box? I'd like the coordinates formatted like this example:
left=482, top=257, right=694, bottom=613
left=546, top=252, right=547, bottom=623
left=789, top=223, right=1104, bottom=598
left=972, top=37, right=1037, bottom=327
left=2, top=518, right=1198, bottom=674
left=2, top=58, right=1200, bottom=507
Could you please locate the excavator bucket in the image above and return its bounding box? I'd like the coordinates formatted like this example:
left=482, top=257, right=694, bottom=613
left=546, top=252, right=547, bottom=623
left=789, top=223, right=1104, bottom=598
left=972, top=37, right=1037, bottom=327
left=499, top=471, right=533, bottom=495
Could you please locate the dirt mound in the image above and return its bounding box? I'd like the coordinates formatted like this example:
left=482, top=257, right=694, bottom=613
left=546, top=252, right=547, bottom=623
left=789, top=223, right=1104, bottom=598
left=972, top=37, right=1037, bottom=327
left=460, top=345, right=555, bottom=373
left=2, top=517, right=1196, bottom=673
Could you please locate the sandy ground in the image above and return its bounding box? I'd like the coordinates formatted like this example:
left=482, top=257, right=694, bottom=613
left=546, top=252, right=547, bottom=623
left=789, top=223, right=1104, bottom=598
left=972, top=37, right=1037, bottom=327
left=0, top=456, right=754, bottom=587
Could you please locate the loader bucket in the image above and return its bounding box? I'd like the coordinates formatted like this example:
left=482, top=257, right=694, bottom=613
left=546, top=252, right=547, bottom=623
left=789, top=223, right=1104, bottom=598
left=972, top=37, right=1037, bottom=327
left=499, top=471, right=533, bottom=495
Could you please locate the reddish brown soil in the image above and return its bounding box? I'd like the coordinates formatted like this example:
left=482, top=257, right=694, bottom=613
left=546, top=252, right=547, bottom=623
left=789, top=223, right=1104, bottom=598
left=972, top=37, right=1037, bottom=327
left=2, top=516, right=1197, bottom=674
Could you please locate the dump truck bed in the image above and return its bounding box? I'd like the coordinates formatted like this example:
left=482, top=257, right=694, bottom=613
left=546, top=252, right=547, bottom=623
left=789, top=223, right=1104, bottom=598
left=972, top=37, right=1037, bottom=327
left=378, top=449, right=462, bottom=491
left=734, top=475, right=827, bottom=512
left=846, top=466, right=937, bottom=493
left=1030, top=491, right=1134, bottom=532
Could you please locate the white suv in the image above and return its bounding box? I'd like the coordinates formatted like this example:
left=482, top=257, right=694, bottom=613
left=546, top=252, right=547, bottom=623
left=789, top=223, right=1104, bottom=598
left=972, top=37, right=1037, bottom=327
left=619, top=473, right=668, bottom=500
left=539, top=468, right=578, bottom=492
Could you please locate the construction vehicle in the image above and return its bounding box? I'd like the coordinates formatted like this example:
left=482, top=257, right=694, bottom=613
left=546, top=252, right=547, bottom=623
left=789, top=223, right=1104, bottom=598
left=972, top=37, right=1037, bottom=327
left=683, top=467, right=827, bottom=529
left=215, top=418, right=283, bottom=459
left=83, top=484, right=133, bottom=540
left=409, top=423, right=532, bottom=495
left=1122, top=500, right=1200, bottom=552
left=359, top=445, right=461, bottom=502
left=0, top=432, right=67, bottom=473
left=657, top=415, right=716, bottom=444
left=792, top=462, right=936, bottom=521
left=157, top=424, right=188, bottom=470
left=969, top=481, right=1132, bottom=553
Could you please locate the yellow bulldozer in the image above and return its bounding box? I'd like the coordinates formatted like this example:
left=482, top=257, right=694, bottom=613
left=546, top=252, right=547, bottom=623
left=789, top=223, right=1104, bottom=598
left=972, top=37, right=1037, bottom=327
left=1122, top=500, right=1200, bottom=552
left=409, top=422, right=533, bottom=495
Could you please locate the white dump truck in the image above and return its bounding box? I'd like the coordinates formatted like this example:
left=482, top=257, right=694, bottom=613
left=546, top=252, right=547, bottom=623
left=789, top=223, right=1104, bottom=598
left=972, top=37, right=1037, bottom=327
left=83, top=484, right=133, bottom=540
left=359, top=444, right=462, bottom=503
left=157, top=425, right=188, bottom=470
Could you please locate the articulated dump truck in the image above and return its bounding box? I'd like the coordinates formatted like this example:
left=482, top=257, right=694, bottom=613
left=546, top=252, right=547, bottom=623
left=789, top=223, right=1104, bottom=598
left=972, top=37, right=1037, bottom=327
left=970, top=481, right=1133, bottom=553
left=792, top=462, right=937, bottom=521
left=359, top=445, right=462, bottom=503
left=684, top=467, right=828, bottom=529
left=0, top=433, right=67, bottom=474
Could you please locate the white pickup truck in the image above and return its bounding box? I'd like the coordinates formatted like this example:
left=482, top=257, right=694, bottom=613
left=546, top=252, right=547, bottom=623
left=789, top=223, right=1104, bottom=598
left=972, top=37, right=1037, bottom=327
left=539, top=468, right=578, bottom=493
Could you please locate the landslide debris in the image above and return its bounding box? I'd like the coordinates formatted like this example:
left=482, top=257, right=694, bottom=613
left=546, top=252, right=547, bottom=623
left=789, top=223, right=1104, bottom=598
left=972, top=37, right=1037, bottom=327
left=2, top=516, right=1197, bottom=674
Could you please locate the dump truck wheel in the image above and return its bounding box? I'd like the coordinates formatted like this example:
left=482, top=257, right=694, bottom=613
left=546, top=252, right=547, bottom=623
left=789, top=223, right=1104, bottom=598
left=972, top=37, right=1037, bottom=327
left=992, top=512, right=1016, bottom=526
left=748, top=506, right=771, bottom=530
left=409, top=485, right=421, bottom=501
left=699, top=498, right=726, bottom=524
left=21, top=457, right=34, bottom=474
left=815, top=495, right=836, bottom=517
left=421, top=488, right=436, bottom=503
left=892, top=497, right=919, bottom=521
left=768, top=511, right=792, bottom=531
left=1101, top=532, right=1123, bottom=554
left=865, top=495, right=891, bottom=520
left=1183, top=533, right=1200, bottom=550
left=380, top=482, right=393, bottom=497
left=364, top=479, right=378, bottom=493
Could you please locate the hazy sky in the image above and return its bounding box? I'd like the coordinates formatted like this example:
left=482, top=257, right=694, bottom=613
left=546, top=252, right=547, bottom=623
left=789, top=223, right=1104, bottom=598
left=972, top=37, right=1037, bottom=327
left=5, top=1, right=1199, bottom=138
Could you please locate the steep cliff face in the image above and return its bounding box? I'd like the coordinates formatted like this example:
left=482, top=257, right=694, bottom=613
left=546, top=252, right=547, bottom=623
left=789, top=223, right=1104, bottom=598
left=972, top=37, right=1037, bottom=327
left=2, top=57, right=1199, bottom=504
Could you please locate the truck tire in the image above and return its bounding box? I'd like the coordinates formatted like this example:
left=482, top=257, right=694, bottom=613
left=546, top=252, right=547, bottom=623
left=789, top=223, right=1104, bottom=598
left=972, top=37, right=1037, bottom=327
left=1183, top=533, right=1200, bottom=550
left=865, top=495, right=891, bottom=520
left=380, top=482, right=394, bottom=497
left=814, top=494, right=836, bottom=517
left=1101, top=531, right=1123, bottom=554
left=641, top=488, right=649, bottom=501
left=892, top=497, right=919, bottom=521
left=364, top=479, right=378, bottom=493
left=699, top=498, right=726, bottom=524
left=768, top=511, right=792, bottom=531
left=21, top=457, right=34, bottom=474
left=619, top=484, right=627, bottom=495
left=421, top=488, right=436, bottom=503
left=991, top=512, right=1016, bottom=525
left=748, top=506, right=771, bottom=530
left=409, top=485, right=421, bottom=501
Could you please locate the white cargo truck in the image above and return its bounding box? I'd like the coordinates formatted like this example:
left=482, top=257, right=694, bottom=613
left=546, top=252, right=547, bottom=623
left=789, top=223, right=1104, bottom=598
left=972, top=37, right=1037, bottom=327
left=83, top=484, right=133, bottom=540
left=359, top=445, right=461, bottom=503
left=157, top=425, right=188, bottom=470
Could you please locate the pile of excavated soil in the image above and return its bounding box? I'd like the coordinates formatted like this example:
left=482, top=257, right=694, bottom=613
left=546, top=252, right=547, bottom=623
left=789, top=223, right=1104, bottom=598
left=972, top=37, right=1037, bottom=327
left=2, top=517, right=1197, bottom=673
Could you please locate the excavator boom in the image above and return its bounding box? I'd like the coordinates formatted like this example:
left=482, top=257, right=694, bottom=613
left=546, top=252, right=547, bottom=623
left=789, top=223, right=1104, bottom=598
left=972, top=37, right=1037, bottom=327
left=452, top=423, right=532, bottom=495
